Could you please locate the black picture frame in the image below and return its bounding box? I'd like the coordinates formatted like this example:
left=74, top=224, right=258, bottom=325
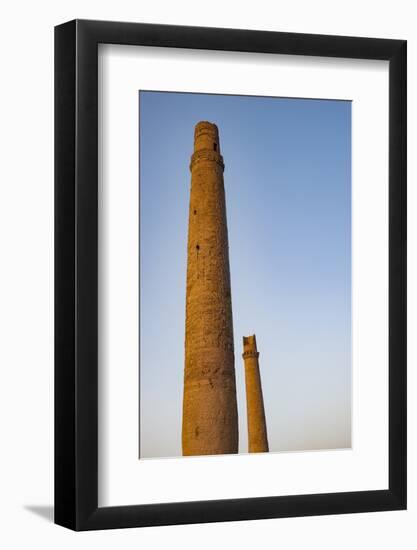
left=55, top=19, right=407, bottom=531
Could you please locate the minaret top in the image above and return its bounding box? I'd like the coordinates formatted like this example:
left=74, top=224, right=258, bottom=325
left=190, top=121, right=224, bottom=172
left=242, top=334, right=259, bottom=358
left=193, top=121, right=221, bottom=153
left=194, top=120, right=219, bottom=133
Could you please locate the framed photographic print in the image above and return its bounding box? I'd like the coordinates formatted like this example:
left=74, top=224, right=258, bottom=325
left=55, top=19, right=406, bottom=530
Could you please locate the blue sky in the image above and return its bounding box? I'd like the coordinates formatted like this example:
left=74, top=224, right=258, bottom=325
left=139, top=91, right=351, bottom=459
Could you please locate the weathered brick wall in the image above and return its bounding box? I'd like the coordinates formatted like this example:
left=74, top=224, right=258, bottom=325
left=182, top=122, right=239, bottom=456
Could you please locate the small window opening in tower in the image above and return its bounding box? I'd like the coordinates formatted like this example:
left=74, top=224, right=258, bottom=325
left=193, top=209, right=197, bottom=215
left=196, top=244, right=200, bottom=251
left=213, top=142, right=217, bottom=151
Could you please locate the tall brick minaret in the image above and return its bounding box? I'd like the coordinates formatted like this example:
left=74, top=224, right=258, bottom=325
left=242, top=335, right=269, bottom=453
left=182, top=121, right=238, bottom=456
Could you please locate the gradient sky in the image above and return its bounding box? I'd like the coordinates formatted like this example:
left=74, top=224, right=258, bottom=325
left=139, top=91, right=351, bottom=459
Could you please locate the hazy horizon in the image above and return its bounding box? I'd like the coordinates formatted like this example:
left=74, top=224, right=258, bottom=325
left=139, top=90, right=351, bottom=459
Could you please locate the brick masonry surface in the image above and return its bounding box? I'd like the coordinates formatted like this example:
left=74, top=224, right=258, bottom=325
left=182, top=121, right=239, bottom=456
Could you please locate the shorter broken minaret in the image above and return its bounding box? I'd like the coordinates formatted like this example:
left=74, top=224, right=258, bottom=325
left=242, top=335, right=269, bottom=453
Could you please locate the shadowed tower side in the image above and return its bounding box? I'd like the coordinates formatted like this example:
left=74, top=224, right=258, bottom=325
left=182, top=121, right=238, bottom=456
left=243, top=335, right=269, bottom=453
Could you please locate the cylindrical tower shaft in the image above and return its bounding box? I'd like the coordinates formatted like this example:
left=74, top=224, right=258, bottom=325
left=182, top=121, right=238, bottom=456
left=243, top=335, right=269, bottom=453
